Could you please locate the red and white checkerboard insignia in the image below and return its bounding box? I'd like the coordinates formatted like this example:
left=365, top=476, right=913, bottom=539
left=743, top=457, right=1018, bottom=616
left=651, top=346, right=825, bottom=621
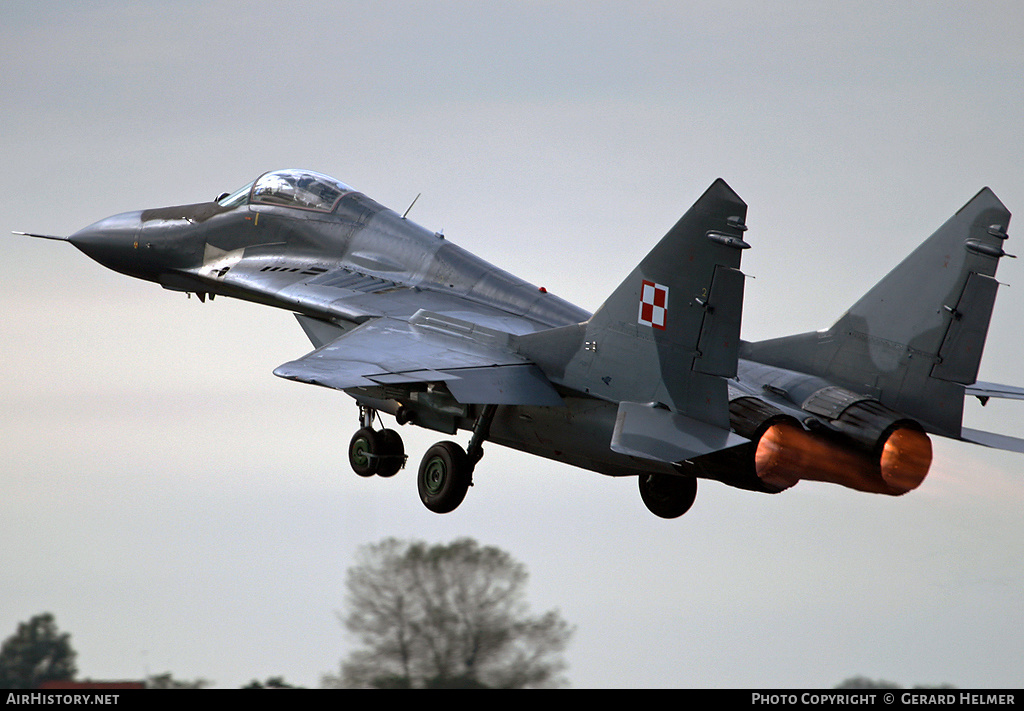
left=638, top=279, right=668, bottom=330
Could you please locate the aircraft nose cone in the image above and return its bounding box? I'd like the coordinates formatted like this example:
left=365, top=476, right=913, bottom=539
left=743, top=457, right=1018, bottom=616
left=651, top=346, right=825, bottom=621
left=69, top=211, right=142, bottom=272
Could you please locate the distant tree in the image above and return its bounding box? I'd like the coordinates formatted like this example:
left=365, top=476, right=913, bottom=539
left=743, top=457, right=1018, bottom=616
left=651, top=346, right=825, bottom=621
left=836, top=676, right=903, bottom=689
left=242, top=676, right=302, bottom=688
left=0, top=613, right=77, bottom=689
left=836, top=676, right=956, bottom=689
left=323, top=538, right=573, bottom=689
left=145, top=672, right=209, bottom=689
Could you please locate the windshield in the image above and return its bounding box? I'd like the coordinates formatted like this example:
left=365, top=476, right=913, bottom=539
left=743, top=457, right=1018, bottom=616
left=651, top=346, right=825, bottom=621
left=250, top=169, right=355, bottom=212
left=217, top=181, right=254, bottom=208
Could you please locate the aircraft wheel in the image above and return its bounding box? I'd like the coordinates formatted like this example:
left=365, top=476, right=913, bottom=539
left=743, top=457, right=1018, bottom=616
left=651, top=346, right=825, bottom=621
left=348, top=427, right=381, bottom=477
left=376, top=429, right=405, bottom=478
left=638, top=473, right=697, bottom=519
left=418, top=441, right=471, bottom=514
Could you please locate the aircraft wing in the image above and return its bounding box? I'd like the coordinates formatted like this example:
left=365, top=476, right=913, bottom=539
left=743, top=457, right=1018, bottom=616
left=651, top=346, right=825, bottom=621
left=273, top=310, right=564, bottom=406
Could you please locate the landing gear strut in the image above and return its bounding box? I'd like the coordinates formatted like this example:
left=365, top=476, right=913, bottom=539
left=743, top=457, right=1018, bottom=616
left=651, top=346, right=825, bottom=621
left=347, top=403, right=498, bottom=514
left=416, top=404, right=497, bottom=514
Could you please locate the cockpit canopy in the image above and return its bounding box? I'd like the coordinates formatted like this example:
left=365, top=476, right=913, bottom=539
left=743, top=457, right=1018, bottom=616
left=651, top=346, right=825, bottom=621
left=218, top=169, right=356, bottom=212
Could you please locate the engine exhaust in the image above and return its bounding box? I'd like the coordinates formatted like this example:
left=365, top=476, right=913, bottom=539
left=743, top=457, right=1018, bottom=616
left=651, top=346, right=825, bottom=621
left=754, top=421, right=932, bottom=495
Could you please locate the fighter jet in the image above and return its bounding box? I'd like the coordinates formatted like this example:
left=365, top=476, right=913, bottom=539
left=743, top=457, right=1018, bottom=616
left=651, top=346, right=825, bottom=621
left=19, top=169, right=1024, bottom=517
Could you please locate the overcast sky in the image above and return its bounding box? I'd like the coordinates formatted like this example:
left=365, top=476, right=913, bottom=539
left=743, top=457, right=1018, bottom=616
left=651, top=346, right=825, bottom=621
left=2, top=1, right=1023, bottom=689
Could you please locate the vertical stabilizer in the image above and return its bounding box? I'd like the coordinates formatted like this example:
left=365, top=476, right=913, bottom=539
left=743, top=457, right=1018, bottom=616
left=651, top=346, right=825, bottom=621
left=520, top=179, right=750, bottom=429
left=744, top=187, right=1012, bottom=436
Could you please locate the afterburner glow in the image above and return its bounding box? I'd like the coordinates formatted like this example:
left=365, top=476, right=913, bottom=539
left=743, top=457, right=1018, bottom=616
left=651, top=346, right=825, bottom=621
left=754, top=422, right=933, bottom=496
left=879, top=427, right=933, bottom=493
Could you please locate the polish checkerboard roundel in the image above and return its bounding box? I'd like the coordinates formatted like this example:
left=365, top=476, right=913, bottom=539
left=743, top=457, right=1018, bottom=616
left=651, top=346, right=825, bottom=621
left=638, top=279, right=668, bottom=330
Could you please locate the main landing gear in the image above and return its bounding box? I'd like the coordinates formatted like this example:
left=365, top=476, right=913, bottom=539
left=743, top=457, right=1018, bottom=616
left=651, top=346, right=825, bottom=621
left=347, top=404, right=498, bottom=514
left=638, top=472, right=698, bottom=519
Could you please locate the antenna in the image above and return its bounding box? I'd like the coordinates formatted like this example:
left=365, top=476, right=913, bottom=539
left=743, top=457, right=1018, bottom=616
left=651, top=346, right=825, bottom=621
left=402, top=193, right=421, bottom=219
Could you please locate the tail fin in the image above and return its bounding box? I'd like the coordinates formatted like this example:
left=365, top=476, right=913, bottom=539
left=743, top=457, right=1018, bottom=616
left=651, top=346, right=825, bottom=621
left=520, top=179, right=750, bottom=429
left=745, top=187, right=1013, bottom=437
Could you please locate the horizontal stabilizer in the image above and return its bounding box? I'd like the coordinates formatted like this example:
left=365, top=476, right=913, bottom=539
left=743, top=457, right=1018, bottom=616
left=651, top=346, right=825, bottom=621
left=959, top=380, right=1024, bottom=453
left=960, top=427, right=1024, bottom=454
left=610, top=401, right=748, bottom=463
left=275, top=312, right=564, bottom=405
left=966, top=381, right=1024, bottom=402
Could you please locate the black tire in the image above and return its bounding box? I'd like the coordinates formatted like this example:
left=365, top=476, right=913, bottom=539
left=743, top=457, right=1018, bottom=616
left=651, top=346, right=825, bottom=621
left=376, top=429, right=405, bottom=478
left=417, top=441, right=471, bottom=514
left=348, top=427, right=381, bottom=477
left=638, top=473, right=697, bottom=519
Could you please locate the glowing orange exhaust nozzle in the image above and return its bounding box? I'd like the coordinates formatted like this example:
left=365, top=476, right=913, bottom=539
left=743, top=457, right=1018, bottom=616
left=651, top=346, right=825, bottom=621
left=879, top=427, right=933, bottom=494
left=754, top=422, right=933, bottom=496
left=753, top=422, right=812, bottom=491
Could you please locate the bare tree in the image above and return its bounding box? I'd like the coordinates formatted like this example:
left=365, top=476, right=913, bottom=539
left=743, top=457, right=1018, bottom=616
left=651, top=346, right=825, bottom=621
left=324, top=538, right=573, bottom=688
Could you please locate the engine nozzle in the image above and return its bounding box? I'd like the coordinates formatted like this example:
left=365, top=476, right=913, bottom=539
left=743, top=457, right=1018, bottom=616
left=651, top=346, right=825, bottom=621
left=754, top=421, right=932, bottom=496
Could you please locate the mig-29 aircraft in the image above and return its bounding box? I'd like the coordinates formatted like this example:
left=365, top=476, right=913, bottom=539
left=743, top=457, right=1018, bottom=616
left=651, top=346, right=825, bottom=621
left=19, top=169, right=1024, bottom=517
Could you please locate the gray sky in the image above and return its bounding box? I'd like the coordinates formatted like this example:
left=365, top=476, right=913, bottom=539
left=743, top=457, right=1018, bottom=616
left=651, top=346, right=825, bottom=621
left=2, top=1, right=1023, bottom=688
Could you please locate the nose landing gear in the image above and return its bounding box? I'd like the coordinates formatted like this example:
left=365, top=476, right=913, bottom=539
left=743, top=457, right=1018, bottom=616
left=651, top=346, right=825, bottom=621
left=348, top=427, right=406, bottom=478
left=347, top=406, right=407, bottom=478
